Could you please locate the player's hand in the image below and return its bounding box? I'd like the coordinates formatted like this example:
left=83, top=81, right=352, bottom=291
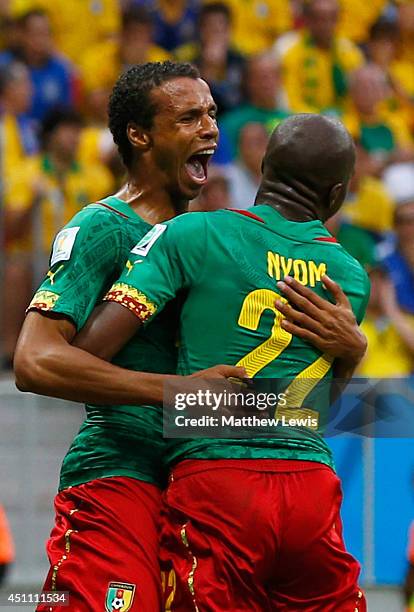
left=275, top=274, right=367, bottom=362
left=185, top=365, right=250, bottom=416
left=189, top=364, right=247, bottom=380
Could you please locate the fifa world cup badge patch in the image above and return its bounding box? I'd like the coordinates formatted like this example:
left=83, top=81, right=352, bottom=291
left=105, top=582, right=136, bottom=612
left=131, top=223, right=167, bottom=256
left=50, top=226, right=80, bottom=267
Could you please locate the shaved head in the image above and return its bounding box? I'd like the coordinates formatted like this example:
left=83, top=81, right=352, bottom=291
left=264, top=114, right=354, bottom=186
left=257, top=114, right=355, bottom=221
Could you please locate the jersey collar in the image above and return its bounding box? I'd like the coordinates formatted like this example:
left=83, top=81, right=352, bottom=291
left=97, top=196, right=145, bottom=222
left=253, top=204, right=337, bottom=244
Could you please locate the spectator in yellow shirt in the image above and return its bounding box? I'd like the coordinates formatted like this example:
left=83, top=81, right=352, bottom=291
left=360, top=181, right=414, bottom=378
left=337, top=0, right=387, bottom=44
left=281, top=0, right=363, bottom=114
left=78, top=82, right=121, bottom=186
left=79, top=6, right=169, bottom=186
left=213, top=0, right=293, bottom=55
left=9, top=0, right=120, bottom=63
left=341, top=143, right=395, bottom=235
left=0, top=61, right=37, bottom=178
left=220, top=52, right=289, bottom=158
left=344, top=64, right=414, bottom=170
left=81, top=6, right=170, bottom=97
left=326, top=144, right=391, bottom=269
left=358, top=267, right=414, bottom=377
left=6, top=107, right=113, bottom=259
left=2, top=107, right=113, bottom=366
left=367, top=18, right=414, bottom=133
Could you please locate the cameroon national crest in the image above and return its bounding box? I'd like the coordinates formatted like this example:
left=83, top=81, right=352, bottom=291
left=105, top=582, right=135, bottom=612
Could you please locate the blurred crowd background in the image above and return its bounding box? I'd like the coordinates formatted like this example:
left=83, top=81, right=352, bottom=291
left=0, top=0, right=414, bottom=604
left=0, top=0, right=414, bottom=380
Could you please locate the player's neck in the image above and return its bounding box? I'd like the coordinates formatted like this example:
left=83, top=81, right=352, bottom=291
left=255, top=180, right=322, bottom=223
left=114, top=181, right=185, bottom=225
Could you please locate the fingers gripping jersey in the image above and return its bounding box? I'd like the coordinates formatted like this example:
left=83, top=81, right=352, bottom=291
left=105, top=205, right=370, bottom=470
left=27, top=196, right=178, bottom=489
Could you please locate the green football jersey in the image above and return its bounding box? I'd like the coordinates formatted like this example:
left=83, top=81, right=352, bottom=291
left=28, top=196, right=177, bottom=490
left=105, top=204, right=370, bottom=470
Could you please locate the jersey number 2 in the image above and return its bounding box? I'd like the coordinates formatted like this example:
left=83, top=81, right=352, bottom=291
left=236, top=289, right=333, bottom=420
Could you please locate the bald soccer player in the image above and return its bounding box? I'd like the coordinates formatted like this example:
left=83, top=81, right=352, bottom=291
left=73, top=114, right=368, bottom=611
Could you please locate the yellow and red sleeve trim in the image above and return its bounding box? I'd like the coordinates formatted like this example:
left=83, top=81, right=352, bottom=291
left=104, top=282, right=157, bottom=323
left=26, top=290, right=60, bottom=314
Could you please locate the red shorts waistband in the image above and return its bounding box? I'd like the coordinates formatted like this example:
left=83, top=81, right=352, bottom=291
left=170, top=458, right=331, bottom=481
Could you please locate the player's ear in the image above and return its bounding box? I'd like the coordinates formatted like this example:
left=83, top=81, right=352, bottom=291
left=127, top=122, right=152, bottom=152
left=328, top=182, right=347, bottom=217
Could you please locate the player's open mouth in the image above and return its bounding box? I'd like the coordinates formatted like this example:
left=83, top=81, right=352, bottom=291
left=185, top=149, right=215, bottom=185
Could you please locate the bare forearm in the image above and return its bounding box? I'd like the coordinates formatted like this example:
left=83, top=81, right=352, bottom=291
left=14, top=314, right=176, bottom=405
left=15, top=311, right=246, bottom=408
left=16, top=343, right=176, bottom=404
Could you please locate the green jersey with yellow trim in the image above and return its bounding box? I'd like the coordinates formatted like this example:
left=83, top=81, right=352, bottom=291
left=105, top=204, right=370, bottom=470
left=28, top=196, right=177, bottom=490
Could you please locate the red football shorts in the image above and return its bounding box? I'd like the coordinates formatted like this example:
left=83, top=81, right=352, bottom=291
left=37, top=476, right=162, bottom=612
left=160, top=459, right=366, bottom=612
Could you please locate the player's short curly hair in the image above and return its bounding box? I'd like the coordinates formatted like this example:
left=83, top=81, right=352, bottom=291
left=108, top=61, right=200, bottom=169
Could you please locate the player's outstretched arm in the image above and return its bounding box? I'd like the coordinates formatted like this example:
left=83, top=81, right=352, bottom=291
left=15, top=308, right=245, bottom=406
left=73, top=300, right=246, bottom=384
left=274, top=274, right=367, bottom=379
left=14, top=310, right=176, bottom=405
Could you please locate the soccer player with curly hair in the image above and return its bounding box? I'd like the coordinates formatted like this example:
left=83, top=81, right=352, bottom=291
left=15, top=61, right=243, bottom=612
